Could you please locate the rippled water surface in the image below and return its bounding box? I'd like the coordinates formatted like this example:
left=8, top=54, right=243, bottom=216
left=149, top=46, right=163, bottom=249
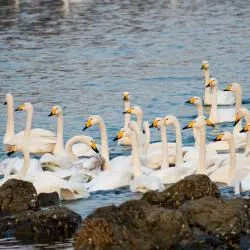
left=0, top=0, right=250, bottom=248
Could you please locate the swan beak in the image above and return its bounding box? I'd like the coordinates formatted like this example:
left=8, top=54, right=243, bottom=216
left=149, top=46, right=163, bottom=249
left=7, top=151, right=15, bottom=156
left=185, top=97, right=195, bottom=104
left=205, top=119, right=215, bottom=127
left=213, top=134, right=223, bottom=142
left=123, top=107, right=132, bottom=114
left=224, top=85, right=232, bottom=91
left=240, top=125, right=250, bottom=133
left=49, top=107, right=57, bottom=117
left=6, top=145, right=16, bottom=156
left=15, top=104, right=24, bottom=111
left=113, top=131, right=123, bottom=141
left=3, top=101, right=7, bottom=105
left=149, top=119, right=158, bottom=128
left=48, top=112, right=53, bottom=117
left=234, top=114, right=240, bottom=126
left=91, top=142, right=99, bottom=154
left=183, top=121, right=195, bottom=130
left=123, top=93, right=129, bottom=101
left=83, top=119, right=92, bottom=131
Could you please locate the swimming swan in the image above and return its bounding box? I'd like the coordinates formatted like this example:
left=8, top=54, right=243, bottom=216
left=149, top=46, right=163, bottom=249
left=201, top=61, right=235, bottom=105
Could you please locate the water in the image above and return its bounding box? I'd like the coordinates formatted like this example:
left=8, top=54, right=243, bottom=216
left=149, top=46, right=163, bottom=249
left=0, top=0, right=250, bottom=248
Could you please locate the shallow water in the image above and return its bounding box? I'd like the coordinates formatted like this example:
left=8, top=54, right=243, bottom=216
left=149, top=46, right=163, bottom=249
left=0, top=0, right=250, bottom=248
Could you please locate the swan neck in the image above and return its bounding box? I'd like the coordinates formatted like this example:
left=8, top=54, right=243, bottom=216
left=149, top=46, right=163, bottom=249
left=172, top=119, right=183, bottom=166
left=19, top=147, right=30, bottom=178
left=131, top=131, right=142, bottom=177
left=65, top=137, right=79, bottom=161
left=143, top=123, right=150, bottom=152
left=245, top=112, right=250, bottom=153
left=197, top=104, right=203, bottom=116
left=160, top=123, right=169, bottom=169
left=124, top=101, right=131, bottom=128
left=136, top=112, right=143, bottom=128
left=228, top=138, right=236, bottom=182
left=99, top=119, right=110, bottom=170
left=197, top=126, right=206, bottom=174
left=204, top=69, right=210, bottom=86
left=235, top=88, right=242, bottom=111
left=25, top=107, right=33, bottom=139
left=54, top=112, right=64, bottom=154
left=204, top=70, right=211, bottom=103
left=4, top=96, right=15, bottom=143
left=209, top=86, right=218, bottom=123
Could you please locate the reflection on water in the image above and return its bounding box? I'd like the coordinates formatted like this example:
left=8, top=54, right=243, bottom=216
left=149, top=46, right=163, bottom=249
left=0, top=0, right=250, bottom=248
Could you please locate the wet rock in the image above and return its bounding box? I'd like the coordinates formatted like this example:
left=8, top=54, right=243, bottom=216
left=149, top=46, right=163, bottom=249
left=0, top=179, right=39, bottom=215
left=74, top=200, right=189, bottom=250
left=38, top=192, right=59, bottom=207
left=179, top=196, right=242, bottom=248
left=142, top=174, right=220, bottom=209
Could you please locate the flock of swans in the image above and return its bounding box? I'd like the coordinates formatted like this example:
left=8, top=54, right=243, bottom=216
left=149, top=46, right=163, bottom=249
left=1, top=60, right=250, bottom=201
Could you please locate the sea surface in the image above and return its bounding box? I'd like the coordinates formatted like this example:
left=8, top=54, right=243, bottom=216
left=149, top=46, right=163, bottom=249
left=0, top=0, right=250, bottom=248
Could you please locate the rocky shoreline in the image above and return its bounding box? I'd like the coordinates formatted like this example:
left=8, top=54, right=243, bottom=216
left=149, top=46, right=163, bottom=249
left=74, top=175, right=250, bottom=250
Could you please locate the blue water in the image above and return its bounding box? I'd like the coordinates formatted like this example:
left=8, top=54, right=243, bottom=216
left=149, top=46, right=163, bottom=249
left=0, top=0, right=250, bottom=248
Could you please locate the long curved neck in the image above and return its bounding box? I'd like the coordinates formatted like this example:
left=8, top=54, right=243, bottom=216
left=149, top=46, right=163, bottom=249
left=227, top=138, right=237, bottom=183
left=25, top=107, right=33, bottom=140
left=18, top=147, right=30, bottom=178
left=204, top=69, right=211, bottom=102
left=129, top=122, right=143, bottom=148
left=143, top=122, right=150, bottom=152
left=234, top=87, right=242, bottom=112
left=124, top=101, right=130, bottom=128
left=131, top=131, right=142, bottom=177
left=160, top=122, right=169, bottom=169
left=4, top=96, right=15, bottom=143
left=98, top=118, right=110, bottom=170
left=197, top=126, right=206, bottom=174
left=136, top=111, right=143, bottom=128
left=53, top=112, right=64, bottom=155
left=209, top=86, right=218, bottom=123
left=244, top=111, right=250, bottom=153
left=171, top=118, right=183, bottom=166
left=196, top=104, right=203, bottom=116
left=65, top=136, right=82, bottom=161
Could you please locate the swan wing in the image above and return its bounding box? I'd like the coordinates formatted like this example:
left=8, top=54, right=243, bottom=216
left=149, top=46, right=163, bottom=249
left=216, top=90, right=235, bottom=105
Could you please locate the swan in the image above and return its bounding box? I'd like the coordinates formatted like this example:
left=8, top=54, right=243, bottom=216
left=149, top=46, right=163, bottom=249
left=210, top=132, right=250, bottom=192
left=6, top=103, right=56, bottom=154
left=3, top=94, right=55, bottom=146
left=206, top=78, right=235, bottom=123
left=124, top=105, right=144, bottom=128
left=2, top=145, right=90, bottom=201
left=149, top=116, right=216, bottom=184
left=117, top=92, right=132, bottom=146
left=201, top=61, right=235, bottom=105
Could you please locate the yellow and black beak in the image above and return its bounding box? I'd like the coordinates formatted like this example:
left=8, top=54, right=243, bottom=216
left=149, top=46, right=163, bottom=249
left=48, top=107, right=57, bottom=117
left=224, top=85, right=232, bottom=92
left=240, top=125, right=250, bottom=133
left=213, top=134, right=223, bottom=142
left=233, top=113, right=241, bottom=126
left=123, top=94, right=129, bottom=101
left=3, top=101, right=7, bottom=105
left=149, top=119, right=159, bottom=128
left=6, top=145, right=16, bottom=156
left=183, top=120, right=195, bottom=130
left=205, top=119, right=215, bottom=127
left=15, top=104, right=24, bottom=111
left=91, top=141, right=99, bottom=154
left=83, top=119, right=92, bottom=131
left=123, top=107, right=132, bottom=114
left=201, top=64, right=204, bottom=70
left=113, top=130, right=124, bottom=141
left=185, top=97, right=195, bottom=104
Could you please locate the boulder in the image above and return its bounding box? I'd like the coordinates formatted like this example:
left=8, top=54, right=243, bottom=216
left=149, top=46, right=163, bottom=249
left=0, top=179, right=39, bottom=215
left=38, top=192, right=59, bottom=207
left=142, top=174, right=220, bottom=209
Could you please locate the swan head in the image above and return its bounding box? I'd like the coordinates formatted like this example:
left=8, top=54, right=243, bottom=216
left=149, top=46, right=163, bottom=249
left=4, top=93, right=13, bottom=105
left=240, top=124, right=250, bottom=133
left=15, top=102, right=32, bottom=111
left=149, top=117, right=163, bottom=128
left=164, top=115, right=177, bottom=126
left=49, top=105, right=62, bottom=117
left=206, top=78, right=217, bottom=88
left=183, top=116, right=214, bottom=129
left=234, top=107, right=248, bottom=126
left=123, top=92, right=130, bottom=101
left=89, top=138, right=99, bottom=154
left=123, top=105, right=142, bottom=115
left=5, top=144, right=17, bottom=156
left=213, top=131, right=233, bottom=142
left=201, top=61, right=209, bottom=70
left=83, top=115, right=100, bottom=131
left=185, top=96, right=202, bottom=106
left=224, top=83, right=241, bottom=92
left=113, top=127, right=131, bottom=141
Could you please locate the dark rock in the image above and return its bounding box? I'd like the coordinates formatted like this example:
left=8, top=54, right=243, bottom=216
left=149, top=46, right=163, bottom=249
left=38, top=192, right=59, bottom=207
left=0, top=179, right=39, bottom=215
left=74, top=200, right=189, bottom=250
left=142, top=174, right=220, bottom=209
left=179, top=196, right=243, bottom=248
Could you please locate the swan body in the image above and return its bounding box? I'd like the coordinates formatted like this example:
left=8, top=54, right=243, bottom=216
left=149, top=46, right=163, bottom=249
left=201, top=61, right=235, bottom=105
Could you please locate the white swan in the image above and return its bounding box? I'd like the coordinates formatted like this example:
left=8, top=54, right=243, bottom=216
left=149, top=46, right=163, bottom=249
left=206, top=78, right=235, bottom=123
left=3, top=94, right=55, bottom=146
left=2, top=145, right=90, bottom=201
left=124, top=105, right=144, bottom=128
left=117, top=92, right=132, bottom=146
left=6, top=103, right=56, bottom=154
left=209, top=132, right=250, bottom=191
left=201, top=61, right=235, bottom=105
